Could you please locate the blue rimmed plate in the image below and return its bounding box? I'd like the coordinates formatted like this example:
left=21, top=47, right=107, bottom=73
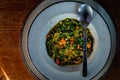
left=21, top=0, right=116, bottom=80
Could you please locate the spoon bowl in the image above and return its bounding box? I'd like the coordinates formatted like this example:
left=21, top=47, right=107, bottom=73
left=78, top=4, right=93, bottom=27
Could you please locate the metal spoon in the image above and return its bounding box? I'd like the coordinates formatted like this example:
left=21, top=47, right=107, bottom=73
left=78, top=4, right=93, bottom=77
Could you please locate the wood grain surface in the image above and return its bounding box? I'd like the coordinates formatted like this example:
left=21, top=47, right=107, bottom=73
left=0, top=0, right=119, bottom=80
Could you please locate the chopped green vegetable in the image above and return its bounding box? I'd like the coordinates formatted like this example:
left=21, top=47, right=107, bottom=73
left=46, top=18, right=94, bottom=66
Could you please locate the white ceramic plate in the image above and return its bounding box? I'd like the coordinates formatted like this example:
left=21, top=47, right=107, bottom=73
left=21, top=0, right=116, bottom=80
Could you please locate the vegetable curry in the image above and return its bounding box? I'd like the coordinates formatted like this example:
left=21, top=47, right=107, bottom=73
left=46, top=18, right=93, bottom=66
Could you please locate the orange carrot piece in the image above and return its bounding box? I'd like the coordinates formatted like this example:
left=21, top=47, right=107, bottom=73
left=87, top=43, right=91, bottom=48
left=70, top=38, right=75, bottom=45
left=59, top=38, right=66, bottom=45
left=56, top=58, right=61, bottom=65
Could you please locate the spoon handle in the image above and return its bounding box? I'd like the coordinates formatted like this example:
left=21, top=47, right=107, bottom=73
left=83, top=27, right=87, bottom=77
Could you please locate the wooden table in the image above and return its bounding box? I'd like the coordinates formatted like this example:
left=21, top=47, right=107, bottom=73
left=0, top=0, right=119, bottom=80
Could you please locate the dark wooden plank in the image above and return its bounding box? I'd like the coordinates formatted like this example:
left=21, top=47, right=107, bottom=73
left=0, top=0, right=39, bottom=10
left=0, top=30, right=35, bottom=80
left=0, top=0, right=39, bottom=80
left=96, top=0, right=120, bottom=80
